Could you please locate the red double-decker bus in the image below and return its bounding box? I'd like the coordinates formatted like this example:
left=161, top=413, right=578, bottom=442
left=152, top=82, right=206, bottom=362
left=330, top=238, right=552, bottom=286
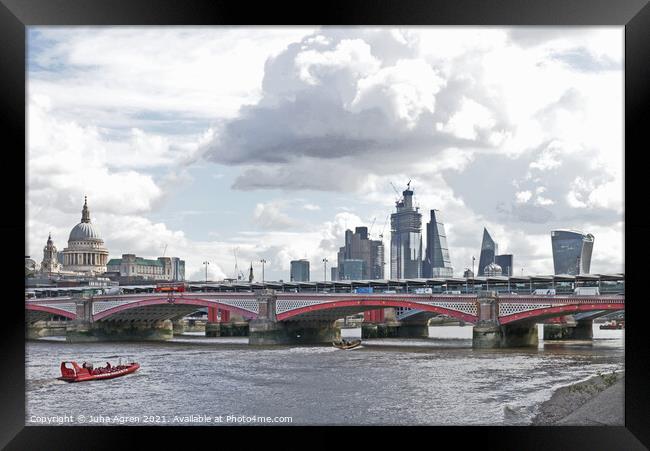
left=154, top=282, right=187, bottom=293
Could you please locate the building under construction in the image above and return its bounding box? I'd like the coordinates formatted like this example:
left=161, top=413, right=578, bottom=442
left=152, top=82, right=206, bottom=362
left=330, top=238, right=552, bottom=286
left=390, top=182, right=422, bottom=279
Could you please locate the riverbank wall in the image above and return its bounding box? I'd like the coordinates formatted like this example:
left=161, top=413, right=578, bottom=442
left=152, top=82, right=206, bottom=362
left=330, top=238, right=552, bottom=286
left=531, top=371, right=624, bottom=425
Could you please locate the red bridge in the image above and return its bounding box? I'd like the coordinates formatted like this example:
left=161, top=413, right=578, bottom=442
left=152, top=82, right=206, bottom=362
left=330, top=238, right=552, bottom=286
left=26, top=290, right=624, bottom=347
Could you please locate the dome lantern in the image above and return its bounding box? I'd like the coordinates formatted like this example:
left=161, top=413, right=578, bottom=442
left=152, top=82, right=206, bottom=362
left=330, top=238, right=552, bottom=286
left=81, top=195, right=91, bottom=223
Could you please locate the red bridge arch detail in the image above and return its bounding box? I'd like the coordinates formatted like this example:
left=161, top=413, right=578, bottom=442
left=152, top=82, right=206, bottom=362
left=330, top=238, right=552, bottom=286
left=93, top=297, right=257, bottom=321
left=277, top=299, right=478, bottom=323
left=499, top=303, right=625, bottom=325
left=26, top=304, right=76, bottom=320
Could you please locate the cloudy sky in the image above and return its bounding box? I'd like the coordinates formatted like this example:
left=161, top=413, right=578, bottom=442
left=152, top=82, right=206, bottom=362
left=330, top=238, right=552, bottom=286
left=26, top=26, right=624, bottom=281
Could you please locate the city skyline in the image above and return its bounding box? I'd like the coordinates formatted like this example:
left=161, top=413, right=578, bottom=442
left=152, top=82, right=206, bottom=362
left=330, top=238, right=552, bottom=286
left=27, top=27, right=624, bottom=281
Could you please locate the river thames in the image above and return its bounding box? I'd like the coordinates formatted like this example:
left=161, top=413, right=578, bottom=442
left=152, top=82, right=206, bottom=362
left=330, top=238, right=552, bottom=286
left=25, top=325, right=623, bottom=426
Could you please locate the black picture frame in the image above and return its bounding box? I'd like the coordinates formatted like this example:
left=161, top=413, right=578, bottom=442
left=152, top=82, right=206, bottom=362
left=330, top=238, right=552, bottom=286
left=3, top=0, right=649, bottom=448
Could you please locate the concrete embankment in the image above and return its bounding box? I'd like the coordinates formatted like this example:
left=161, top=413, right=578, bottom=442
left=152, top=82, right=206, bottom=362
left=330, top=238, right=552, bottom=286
left=531, top=371, right=624, bottom=425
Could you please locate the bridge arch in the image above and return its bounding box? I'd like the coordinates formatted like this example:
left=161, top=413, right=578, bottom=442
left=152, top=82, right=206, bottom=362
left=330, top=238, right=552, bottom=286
left=26, top=304, right=76, bottom=321
left=277, top=299, right=478, bottom=323
left=499, top=302, right=625, bottom=325
left=93, top=296, right=257, bottom=321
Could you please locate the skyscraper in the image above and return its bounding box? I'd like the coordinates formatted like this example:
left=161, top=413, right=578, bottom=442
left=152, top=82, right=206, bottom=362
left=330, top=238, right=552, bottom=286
left=551, top=230, right=594, bottom=275
left=390, top=185, right=422, bottom=279
left=422, top=209, right=453, bottom=277
left=477, top=228, right=498, bottom=277
left=494, top=254, right=513, bottom=277
left=340, top=259, right=364, bottom=280
left=478, top=228, right=515, bottom=277
left=290, top=259, right=310, bottom=282
left=336, top=226, right=384, bottom=280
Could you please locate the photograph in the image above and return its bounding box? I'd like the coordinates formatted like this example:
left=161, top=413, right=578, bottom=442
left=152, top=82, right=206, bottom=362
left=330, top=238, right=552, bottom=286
left=22, top=24, right=628, bottom=428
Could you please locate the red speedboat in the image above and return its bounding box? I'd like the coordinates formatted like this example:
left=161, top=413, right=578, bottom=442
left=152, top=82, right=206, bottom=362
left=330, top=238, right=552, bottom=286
left=58, top=361, right=140, bottom=383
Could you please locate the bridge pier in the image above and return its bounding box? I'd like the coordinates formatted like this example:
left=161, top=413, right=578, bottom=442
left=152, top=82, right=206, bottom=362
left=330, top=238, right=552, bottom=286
left=219, top=322, right=249, bottom=336
left=250, top=319, right=339, bottom=345
left=26, top=320, right=68, bottom=339
left=249, top=290, right=340, bottom=345
left=172, top=320, right=186, bottom=335
left=501, top=322, right=539, bottom=347
left=472, top=291, right=538, bottom=348
left=361, top=308, right=402, bottom=338
left=361, top=323, right=400, bottom=338
left=543, top=319, right=593, bottom=341
left=473, top=322, right=538, bottom=348
left=66, top=319, right=174, bottom=342
left=395, top=322, right=429, bottom=338
left=207, top=321, right=249, bottom=337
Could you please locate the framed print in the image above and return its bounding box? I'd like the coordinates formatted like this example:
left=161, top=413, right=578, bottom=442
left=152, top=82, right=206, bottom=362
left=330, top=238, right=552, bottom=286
left=3, top=0, right=649, bottom=448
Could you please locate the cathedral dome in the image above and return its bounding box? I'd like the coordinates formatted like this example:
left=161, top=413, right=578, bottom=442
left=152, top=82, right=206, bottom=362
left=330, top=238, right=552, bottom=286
left=67, top=196, right=104, bottom=243
left=62, top=197, right=109, bottom=275
left=69, top=222, right=103, bottom=242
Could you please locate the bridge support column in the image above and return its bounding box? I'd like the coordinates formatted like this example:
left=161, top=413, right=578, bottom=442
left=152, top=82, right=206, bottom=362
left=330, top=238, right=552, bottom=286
left=172, top=320, right=186, bottom=335
left=361, top=323, right=400, bottom=338
left=217, top=322, right=249, bottom=336
left=205, top=308, right=250, bottom=337
left=473, top=323, right=538, bottom=348
left=361, top=309, right=401, bottom=338
left=26, top=320, right=68, bottom=339
left=544, top=319, right=593, bottom=340
left=205, top=322, right=221, bottom=337
left=250, top=320, right=339, bottom=345
left=249, top=290, right=340, bottom=344
left=396, top=321, right=429, bottom=338
left=501, top=322, right=538, bottom=347
left=472, top=291, right=539, bottom=348
left=572, top=320, right=593, bottom=340
left=205, top=306, right=221, bottom=336
left=473, top=291, right=501, bottom=348
left=66, top=320, right=173, bottom=342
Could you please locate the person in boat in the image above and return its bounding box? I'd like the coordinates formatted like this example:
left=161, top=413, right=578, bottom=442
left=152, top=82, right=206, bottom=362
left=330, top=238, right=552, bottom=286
left=105, top=362, right=112, bottom=370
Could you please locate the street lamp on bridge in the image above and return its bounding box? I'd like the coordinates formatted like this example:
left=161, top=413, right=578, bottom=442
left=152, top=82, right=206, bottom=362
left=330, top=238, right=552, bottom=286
left=260, top=259, right=266, bottom=283
left=203, top=261, right=210, bottom=283
left=472, top=256, right=475, bottom=291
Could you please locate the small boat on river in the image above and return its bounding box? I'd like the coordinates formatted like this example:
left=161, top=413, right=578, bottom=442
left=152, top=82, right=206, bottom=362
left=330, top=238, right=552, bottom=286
left=333, top=339, right=362, bottom=350
left=58, top=360, right=140, bottom=382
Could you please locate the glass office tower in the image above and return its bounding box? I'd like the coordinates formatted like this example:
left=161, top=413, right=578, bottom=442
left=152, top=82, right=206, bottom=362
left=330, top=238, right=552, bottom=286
left=290, top=259, right=310, bottom=281
left=477, top=228, right=498, bottom=277
left=423, top=209, right=453, bottom=277
left=494, top=254, right=513, bottom=277
left=551, top=230, right=594, bottom=275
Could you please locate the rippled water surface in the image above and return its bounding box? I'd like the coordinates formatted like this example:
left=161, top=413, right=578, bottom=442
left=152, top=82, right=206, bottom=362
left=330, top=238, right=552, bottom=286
left=26, top=326, right=624, bottom=426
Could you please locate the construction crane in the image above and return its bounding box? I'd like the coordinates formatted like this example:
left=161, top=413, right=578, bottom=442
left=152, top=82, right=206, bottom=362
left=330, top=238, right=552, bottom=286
left=368, top=217, right=377, bottom=238
left=233, top=248, right=245, bottom=280
left=161, top=243, right=168, bottom=257
left=389, top=181, right=402, bottom=203
left=378, top=214, right=389, bottom=241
